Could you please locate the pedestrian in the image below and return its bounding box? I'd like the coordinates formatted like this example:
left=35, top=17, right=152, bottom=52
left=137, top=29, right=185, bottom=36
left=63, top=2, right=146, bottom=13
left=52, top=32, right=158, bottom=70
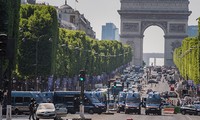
left=29, top=98, right=36, bottom=120
left=177, top=99, right=180, bottom=106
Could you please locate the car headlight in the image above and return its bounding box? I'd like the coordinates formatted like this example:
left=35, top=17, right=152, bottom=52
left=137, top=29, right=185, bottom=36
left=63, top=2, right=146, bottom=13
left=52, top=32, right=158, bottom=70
left=146, top=106, right=150, bottom=110
left=95, top=105, right=99, bottom=108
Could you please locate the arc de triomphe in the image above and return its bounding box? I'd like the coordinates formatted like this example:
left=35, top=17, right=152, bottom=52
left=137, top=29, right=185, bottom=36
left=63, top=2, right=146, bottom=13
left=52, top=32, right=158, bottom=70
left=118, top=0, right=191, bottom=66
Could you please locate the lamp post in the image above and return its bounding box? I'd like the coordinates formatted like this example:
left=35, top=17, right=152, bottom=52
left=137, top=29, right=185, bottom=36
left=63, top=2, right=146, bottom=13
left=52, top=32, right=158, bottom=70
left=35, top=35, right=51, bottom=91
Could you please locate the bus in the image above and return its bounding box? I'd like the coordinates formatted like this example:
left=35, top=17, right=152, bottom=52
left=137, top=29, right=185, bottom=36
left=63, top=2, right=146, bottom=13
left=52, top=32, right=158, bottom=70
left=53, top=91, right=106, bottom=114
left=11, top=91, right=44, bottom=114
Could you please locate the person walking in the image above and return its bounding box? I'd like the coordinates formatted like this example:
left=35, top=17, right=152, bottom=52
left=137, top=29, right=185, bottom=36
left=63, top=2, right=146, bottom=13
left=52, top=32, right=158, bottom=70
left=29, top=98, right=36, bottom=120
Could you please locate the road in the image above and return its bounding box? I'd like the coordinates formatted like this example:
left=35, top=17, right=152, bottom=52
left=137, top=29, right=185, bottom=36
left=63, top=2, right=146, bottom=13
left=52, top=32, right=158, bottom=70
left=2, top=113, right=200, bottom=120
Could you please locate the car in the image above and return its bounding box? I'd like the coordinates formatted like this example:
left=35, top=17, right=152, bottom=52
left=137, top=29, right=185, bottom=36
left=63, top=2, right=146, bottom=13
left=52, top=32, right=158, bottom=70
left=55, top=104, right=68, bottom=118
left=168, top=91, right=178, bottom=98
left=147, top=79, right=158, bottom=84
left=162, top=102, right=173, bottom=108
left=194, top=101, right=200, bottom=105
left=180, top=104, right=200, bottom=115
left=35, top=103, right=57, bottom=120
left=146, top=89, right=153, bottom=94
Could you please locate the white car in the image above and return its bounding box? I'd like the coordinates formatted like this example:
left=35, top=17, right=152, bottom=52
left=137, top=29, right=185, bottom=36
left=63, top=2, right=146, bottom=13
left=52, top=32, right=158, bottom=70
left=55, top=104, right=68, bottom=118
left=36, top=103, right=57, bottom=120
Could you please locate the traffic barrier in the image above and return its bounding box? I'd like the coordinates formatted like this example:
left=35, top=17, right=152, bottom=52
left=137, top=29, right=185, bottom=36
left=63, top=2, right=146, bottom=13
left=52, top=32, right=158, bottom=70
left=127, top=118, right=133, bottom=120
left=70, top=118, right=92, bottom=120
left=163, top=107, right=174, bottom=114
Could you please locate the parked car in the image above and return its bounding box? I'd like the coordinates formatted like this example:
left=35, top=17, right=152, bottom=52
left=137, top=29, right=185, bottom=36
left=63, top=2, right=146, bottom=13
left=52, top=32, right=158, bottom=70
left=55, top=104, right=68, bottom=118
left=180, top=104, right=200, bottom=115
left=36, top=103, right=57, bottom=120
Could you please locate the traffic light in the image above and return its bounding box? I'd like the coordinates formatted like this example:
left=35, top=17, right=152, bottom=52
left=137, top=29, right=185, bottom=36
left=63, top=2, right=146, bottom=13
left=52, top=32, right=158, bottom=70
left=114, top=82, right=117, bottom=88
left=0, top=34, right=8, bottom=56
left=79, top=70, right=85, bottom=81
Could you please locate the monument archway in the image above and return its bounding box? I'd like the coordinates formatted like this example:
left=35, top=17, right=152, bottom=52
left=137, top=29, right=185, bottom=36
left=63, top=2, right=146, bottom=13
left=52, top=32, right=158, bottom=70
left=118, top=0, right=191, bottom=66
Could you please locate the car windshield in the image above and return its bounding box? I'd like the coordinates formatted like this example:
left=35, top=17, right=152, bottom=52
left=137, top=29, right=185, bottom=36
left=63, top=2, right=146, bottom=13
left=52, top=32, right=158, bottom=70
left=126, top=98, right=140, bottom=103
left=118, top=92, right=126, bottom=102
left=146, top=98, right=161, bottom=104
left=55, top=104, right=66, bottom=108
left=38, top=103, right=54, bottom=109
left=126, top=92, right=140, bottom=103
left=195, top=105, right=200, bottom=109
left=90, top=97, right=100, bottom=103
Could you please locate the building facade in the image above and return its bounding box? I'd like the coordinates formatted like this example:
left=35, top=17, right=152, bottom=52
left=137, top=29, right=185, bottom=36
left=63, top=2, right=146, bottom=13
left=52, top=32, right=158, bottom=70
left=187, top=25, right=198, bottom=37
left=101, top=23, right=119, bottom=40
left=57, top=1, right=96, bottom=39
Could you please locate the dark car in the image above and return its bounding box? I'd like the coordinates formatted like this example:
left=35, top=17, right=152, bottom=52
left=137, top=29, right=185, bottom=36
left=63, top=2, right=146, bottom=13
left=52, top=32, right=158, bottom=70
left=148, top=79, right=158, bottom=84
left=161, top=91, right=178, bottom=99
left=180, top=104, right=200, bottom=115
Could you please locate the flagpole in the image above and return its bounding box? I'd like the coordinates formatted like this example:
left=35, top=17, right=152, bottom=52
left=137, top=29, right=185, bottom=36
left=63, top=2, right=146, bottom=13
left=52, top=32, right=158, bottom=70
left=74, top=1, right=76, bottom=11
left=74, top=0, right=78, bottom=11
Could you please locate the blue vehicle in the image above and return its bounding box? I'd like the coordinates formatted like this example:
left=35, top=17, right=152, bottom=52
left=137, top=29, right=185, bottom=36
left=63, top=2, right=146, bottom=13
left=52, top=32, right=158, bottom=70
left=117, top=91, right=127, bottom=113
left=53, top=91, right=106, bottom=114
left=124, top=91, right=141, bottom=114
left=11, top=91, right=44, bottom=114
left=41, top=91, right=54, bottom=102
left=144, top=91, right=162, bottom=115
left=91, top=91, right=107, bottom=104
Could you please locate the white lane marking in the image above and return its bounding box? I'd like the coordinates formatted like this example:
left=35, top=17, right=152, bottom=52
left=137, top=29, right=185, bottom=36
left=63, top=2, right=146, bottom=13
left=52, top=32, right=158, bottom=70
left=186, top=115, right=193, bottom=120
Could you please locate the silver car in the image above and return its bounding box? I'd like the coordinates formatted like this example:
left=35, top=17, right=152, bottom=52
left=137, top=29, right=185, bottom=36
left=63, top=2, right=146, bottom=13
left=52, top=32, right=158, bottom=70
left=36, top=103, right=57, bottom=120
left=55, top=104, right=68, bottom=118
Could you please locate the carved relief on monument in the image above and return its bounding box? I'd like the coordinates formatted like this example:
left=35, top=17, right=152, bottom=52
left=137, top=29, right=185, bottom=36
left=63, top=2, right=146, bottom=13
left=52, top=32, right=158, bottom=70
left=122, top=14, right=188, bottom=20
left=126, top=40, right=134, bottom=46
left=122, top=1, right=187, bottom=11
left=169, top=24, right=186, bottom=33
left=141, top=21, right=167, bottom=33
left=123, top=23, right=139, bottom=32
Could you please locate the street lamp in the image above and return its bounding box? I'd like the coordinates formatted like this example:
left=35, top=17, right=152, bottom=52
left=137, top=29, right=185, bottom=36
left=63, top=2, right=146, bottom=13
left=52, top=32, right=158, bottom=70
left=35, top=35, right=52, bottom=91
left=22, top=35, right=52, bottom=91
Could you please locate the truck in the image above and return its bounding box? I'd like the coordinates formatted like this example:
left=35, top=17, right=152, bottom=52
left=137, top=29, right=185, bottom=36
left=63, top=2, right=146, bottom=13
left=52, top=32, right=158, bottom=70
left=143, top=91, right=162, bottom=115
left=124, top=91, right=141, bottom=114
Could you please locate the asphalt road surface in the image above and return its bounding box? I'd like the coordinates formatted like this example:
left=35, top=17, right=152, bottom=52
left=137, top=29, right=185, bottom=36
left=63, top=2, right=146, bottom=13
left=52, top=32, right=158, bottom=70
left=4, top=113, right=199, bottom=120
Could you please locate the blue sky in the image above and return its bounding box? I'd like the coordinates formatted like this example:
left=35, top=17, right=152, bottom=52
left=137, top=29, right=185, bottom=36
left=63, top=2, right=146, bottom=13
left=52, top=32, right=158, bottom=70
left=37, top=0, right=199, bottom=54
